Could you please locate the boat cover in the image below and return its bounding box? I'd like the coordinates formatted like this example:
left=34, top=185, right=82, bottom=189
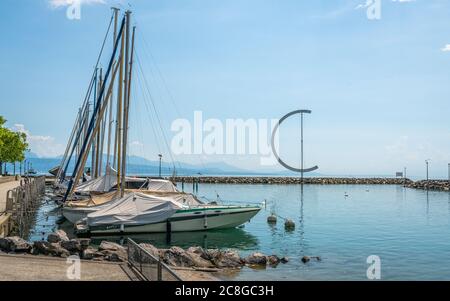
left=147, top=179, right=179, bottom=192
left=139, top=191, right=203, bottom=206
left=75, top=165, right=145, bottom=193
left=86, top=192, right=184, bottom=226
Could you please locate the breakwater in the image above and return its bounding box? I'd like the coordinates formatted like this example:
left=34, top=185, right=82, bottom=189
left=406, top=180, right=450, bottom=191
left=172, top=176, right=450, bottom=192
left=173, top=176, right=413, bottom=185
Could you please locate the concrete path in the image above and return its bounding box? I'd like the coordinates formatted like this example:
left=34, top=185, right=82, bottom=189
left=0, top=254, right=136, bottom=281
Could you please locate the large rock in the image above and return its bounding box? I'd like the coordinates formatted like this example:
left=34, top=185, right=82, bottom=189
left=161, top=246, right=196, bottom=267
left=139, top=243, right=160, bottom=258
left=98, top=241, right=127, bottom=262
left=81, top=247, right=97, bottom=260
left=60, top=239, right=81, bottom=253
left=187, top=246, right=210, bottom=260
left=99, top=241, right=125, bottom=252
left=244, top=252, right=267, bottom=265
left=47, top=230, right=69, bottom=243
left=267, top=255, right=281, bottom=266
left=0, top=237, right=32, bottom=253
left=212, top=250, right=243, bottom=268
left=32, top=241, right=70, bottom=258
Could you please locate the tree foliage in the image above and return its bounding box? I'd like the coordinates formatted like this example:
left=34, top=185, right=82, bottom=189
left=0, top=116, right=28, bottom=168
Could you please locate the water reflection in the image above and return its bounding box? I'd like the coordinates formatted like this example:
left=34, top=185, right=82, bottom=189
left=89, top=228, right=259, bottom=250
left=298, top=186, right=305, bottom=254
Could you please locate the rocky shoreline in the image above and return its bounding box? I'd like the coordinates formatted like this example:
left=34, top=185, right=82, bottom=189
left=0, top=230, right=291, bottom=271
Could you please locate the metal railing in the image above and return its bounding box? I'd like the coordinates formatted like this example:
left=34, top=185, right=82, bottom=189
left=127, top=238, right=182, bottom=281
left=5, top=176, right=46, bottom=238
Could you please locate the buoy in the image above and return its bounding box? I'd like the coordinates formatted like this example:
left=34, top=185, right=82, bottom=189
left=284, top=219, right=295, bottom=230
left=267, top=215, right=277, bottom=224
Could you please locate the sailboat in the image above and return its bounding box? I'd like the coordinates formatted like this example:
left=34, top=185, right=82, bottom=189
left=58, top=9, right=260, bottom=235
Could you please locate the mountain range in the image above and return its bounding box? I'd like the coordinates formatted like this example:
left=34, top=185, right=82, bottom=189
left=22, top=152, right=310, bottom=176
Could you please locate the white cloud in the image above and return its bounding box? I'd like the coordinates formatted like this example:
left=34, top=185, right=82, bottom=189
left=441, top=44, right=450, bottom=52
left=49, top=0, right=106, bottom=9
left=13, top=124, right=65, bottom=158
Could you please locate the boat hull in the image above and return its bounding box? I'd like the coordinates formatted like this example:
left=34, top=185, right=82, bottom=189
left=63, top=207, right=97, bottom=224
left=77, top=207, right=261, bottom=235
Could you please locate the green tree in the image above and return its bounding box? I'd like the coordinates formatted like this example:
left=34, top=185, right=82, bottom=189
left=0, top=116, right=28, bottom=175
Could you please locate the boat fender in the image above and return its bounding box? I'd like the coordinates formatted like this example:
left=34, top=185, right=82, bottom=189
left=120, top=224, right=125, bottom=232
left=204, top=213, right=208, bottom=229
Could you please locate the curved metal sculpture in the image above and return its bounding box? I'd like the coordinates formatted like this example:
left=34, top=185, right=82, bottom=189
left=271, top=110, right=319, bottom=173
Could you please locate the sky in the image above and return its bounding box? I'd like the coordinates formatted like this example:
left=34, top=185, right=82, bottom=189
left=1, top=0, right=450, bottom=178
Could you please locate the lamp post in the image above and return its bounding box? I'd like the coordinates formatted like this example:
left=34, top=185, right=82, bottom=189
left=425, top=159, right=430, bottom=181
left=448, top=163, right=450, bottom=186
left=158, top=154, right=162, bottom=178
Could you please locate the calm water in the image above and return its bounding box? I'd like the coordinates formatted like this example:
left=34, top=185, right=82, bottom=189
left=30, top=184, right=450, bottom=280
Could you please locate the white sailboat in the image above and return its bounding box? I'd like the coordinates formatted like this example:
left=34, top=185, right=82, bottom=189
left=60, top=9, right=261, bottom=235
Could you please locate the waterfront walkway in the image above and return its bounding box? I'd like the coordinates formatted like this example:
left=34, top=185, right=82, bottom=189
left=0, top=179, right=20, bottom=237
left=0, top=179, right=20, bottom=212
left=0, top=254, right=136, bottom=281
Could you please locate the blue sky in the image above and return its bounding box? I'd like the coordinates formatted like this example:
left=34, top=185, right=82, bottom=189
left=1, top=0, right=450, bottom=178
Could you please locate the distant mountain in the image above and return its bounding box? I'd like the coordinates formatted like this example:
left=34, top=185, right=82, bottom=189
left=20, top=153, right=322, bottom=177
left=22, top=154, right=256, bottom=176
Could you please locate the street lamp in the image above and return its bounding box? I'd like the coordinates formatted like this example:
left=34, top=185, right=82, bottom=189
left=448, top=163, right=450, bottom=185
left=425, top=159, right=430, bottom=181
left=158, top=154, right=163, bottom=178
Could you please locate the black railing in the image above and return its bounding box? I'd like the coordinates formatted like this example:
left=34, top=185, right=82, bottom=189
left=127, top=238, right=182, bottom=281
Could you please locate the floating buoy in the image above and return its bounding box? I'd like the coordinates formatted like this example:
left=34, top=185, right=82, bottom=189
left=267, top=215, right=277, bottom=224
left=284, top=219, right=295, bottom=230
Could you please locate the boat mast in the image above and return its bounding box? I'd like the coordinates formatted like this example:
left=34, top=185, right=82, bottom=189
left=106, top=7, right=120, bottom=171
left=95, top=68, right=104, bottom=178
left=115, top=16, right=125, bottom=190
left=91, top=69, right=98, bottom=178
left=120, top=10, right=132, bottom=197
left=64, top=16, right=126, bottom=201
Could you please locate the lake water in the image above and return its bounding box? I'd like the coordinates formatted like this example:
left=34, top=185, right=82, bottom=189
left=29, top=183, right=450, bottom=280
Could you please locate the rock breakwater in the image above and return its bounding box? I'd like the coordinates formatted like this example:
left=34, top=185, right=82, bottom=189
left=174, top=176, right=412, bottom=185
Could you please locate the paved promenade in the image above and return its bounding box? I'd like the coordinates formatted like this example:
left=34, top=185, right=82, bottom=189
left=0, top=254, right=135, bottom=281
left=0, top=179, right=20, bottom=212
